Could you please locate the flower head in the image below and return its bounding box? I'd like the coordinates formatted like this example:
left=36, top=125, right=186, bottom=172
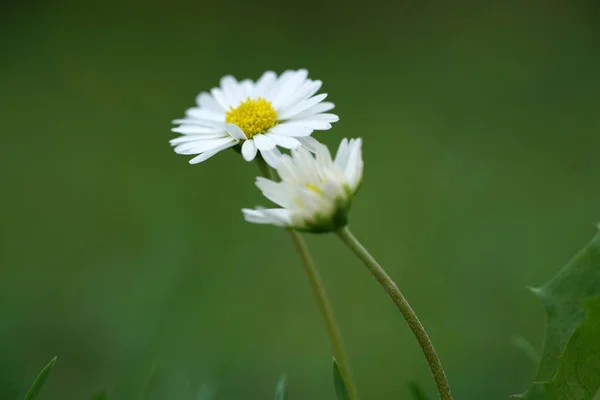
left=242, top=138, right=363, bottom=233
left=170, top=70, right=338, bottom=167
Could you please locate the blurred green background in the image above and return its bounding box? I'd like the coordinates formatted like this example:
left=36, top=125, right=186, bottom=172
left=1, top=0, right=600, bottom=398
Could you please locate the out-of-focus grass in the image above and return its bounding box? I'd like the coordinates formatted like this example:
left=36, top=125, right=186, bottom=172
left=0, top=1, right=599, bottom=399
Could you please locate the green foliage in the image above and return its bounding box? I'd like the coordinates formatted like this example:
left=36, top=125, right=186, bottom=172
left=274, top=374, right=287, bottom=400
left=515, top=231, right=600, bottom=400
left=545, top=297, right=600, bottom=398
left=332, top=359, right=350, bottom=400
left=24, top=357, right=57, bottom=400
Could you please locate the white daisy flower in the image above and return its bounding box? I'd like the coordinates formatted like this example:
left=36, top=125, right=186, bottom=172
left=242, top=138, right=363, bottom=233
left=170, top=69, right=338, bottom=167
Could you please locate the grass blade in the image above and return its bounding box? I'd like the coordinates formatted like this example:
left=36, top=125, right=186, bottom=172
left=332, top=358, right=350, bottom=400
left=24, top=357, right=57, bottom=400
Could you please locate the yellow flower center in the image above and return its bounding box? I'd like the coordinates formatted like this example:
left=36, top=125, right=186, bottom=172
left=225, top=97, right=277, bottom=139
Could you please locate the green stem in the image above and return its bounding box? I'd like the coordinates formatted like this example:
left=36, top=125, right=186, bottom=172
left=254, top=156, right=359, bottom=400
left=336, top=226, right=453, bottom=400
left=287, top=229, right=359, bottom=400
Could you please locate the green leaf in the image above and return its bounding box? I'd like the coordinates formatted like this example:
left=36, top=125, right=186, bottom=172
left=332, top=358, right=350, bottom=400
left=408, top=380, right=430, bottom=400
left=24, top=357, right=57, bottom=400
left=544, top=297, right=600, bottom=398
left=515, top=230, right=600, bottom=400
left=274, top=374, right=287, bottom=400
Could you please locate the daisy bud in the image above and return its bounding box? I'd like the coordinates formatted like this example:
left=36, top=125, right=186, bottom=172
left=242, top=138, right=363, bottom=233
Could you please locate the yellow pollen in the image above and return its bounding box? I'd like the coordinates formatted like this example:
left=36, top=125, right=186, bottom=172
left=306, top=183, right=323, bottom=194
left=225, top=97, right=277, bottom=139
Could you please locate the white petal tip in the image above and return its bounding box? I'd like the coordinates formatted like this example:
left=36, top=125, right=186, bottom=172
left=226, top=123, right=247, bottom=141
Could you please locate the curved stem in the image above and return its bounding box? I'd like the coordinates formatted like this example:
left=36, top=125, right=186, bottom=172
left=254, top=157, right=359, bottom=400
left=336, top=226, right=453, bottom=400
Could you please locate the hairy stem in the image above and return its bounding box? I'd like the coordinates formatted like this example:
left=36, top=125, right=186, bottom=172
left=336, top=226, right=453, bottom=400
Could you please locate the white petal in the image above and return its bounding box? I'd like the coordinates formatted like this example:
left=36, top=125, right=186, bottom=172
left=315, top=141, right=333, bottom=170
left=225, top=123, right=247, bottom=141
left=291, top=147, right=320, bottom=182
left=255, top=177, right=294, bottom=208
left=269, top=123, right=314, bottom=137
left=277, top=79, right=322, bottom=113
left=297, top=187, right=328, bottom=212
left=292, top=113, right=339, bottom=123
left=267, top=70, right=295, bottom=100
left=261, top=147, right=282, bottom=168
left=276, top=154, right=299, bottom=184
left=289, top=102, right=335, bottom=120
left=334, top=138, right=350, bottom=168
left=241, top=140, right=257, bottom=161
left=271, top=69, right=308, bottom=110
left=170, top=133, right=227, bottom=145
left=343, top=138, right=363, bottom=188
left=295, top=136, right=322, bottom=153
left=286, top=119, right=332, bottom=130
left=253, top=71, right=277, bottom=98
left=171, top=125, right=224, bottom=135
left=185, top=108, right=225, bottom=122
left=174, top=137, right=234, bottom=155
left=253, top=134, right=276, bottom=151
left=242, top=208, right=292, bottom=227
left=265, top=133, right=301, bottom=149
left=242, top=208, right=271, bottom=224
left=278, top=93, right=328, bottom=120
left=211, top=87, right=231, bottom=110
left=188, top=140, right=237, bottom=164
left=171, top=118, right=223, bottom=127
left=196, top=92, right=225, bottom=112
left=240, top=79, right=254, bottom=98
left=220, top=75, right=244, bottom=107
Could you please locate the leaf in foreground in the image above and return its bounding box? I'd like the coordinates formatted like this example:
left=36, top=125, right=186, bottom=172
left=514, top=230, right=600, bottom=399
